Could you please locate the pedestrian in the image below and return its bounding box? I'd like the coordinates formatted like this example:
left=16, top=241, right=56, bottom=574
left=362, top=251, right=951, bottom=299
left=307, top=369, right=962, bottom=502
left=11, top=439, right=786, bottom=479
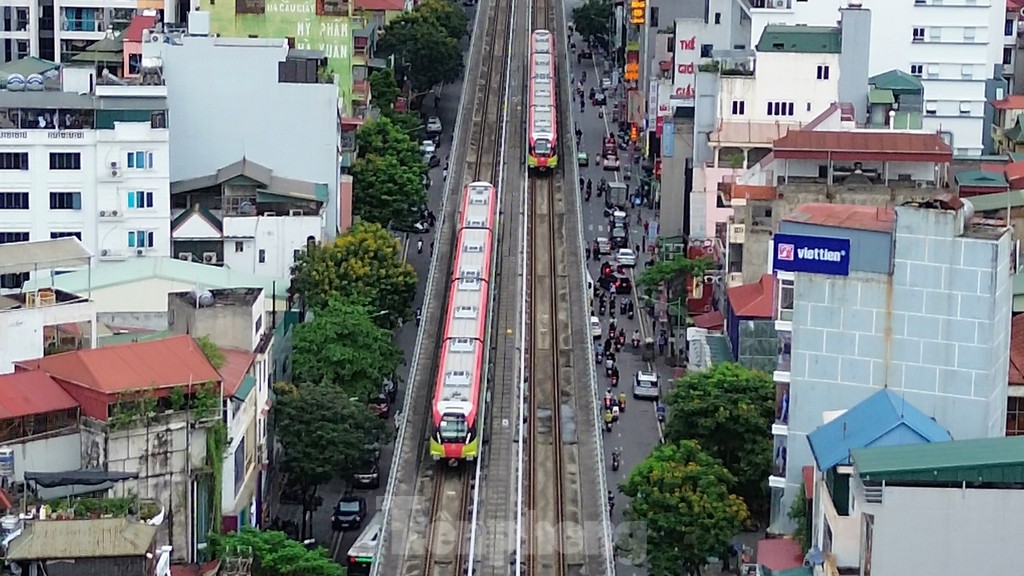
left=643, top=220, right=649, bottom=235
left=634, top=243, right=640, bottom=255
left=585, top=246, right=591, bottom=260
left=417, top=238, right=423, bottom=254
left=430, top=240, right=435, bottom=253
left=642, top=235, right=647, bottom=251
left=443, top=168, right=448, bottom=181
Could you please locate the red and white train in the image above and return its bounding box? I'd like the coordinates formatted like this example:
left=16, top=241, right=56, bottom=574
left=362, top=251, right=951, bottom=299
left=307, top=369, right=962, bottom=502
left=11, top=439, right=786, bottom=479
left=429, top=181, right=498, bottom=461
left=527, top=30, right=558, bottom=171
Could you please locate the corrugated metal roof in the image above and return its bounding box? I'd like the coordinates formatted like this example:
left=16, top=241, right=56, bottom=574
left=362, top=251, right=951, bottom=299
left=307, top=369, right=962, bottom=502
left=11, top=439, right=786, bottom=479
left=963, top=189, right=1024, bottom=212
left=807, top=389, right=951, bottom=471
left=756, top=25, right=841, bottom=54
left=867, top=88, right=895, bottom=105
left=706, top=335, right=733, bottom=366
left=0, top=237, right=91, bottom=276
left=955, top=169, right=1008, bottom=188
left=6, top=518, right=157, bottom=560
left=992, top=95, right=1024, bottom=110
left=18, top=334, right=222, bottom=394
left=220, top=348, right=255, bottom=397
left=772, top=130, right=953, bottom=162
left=869, top=69, right=923, bottom=94
left=726, top=274, right=774, bottom=318
left=852, top=436, right=1024, bottom=484
left=124, top=15, right=158, bottom=43
left=784, top=203, right=895, bottom=233
left=0, top=370, right=78, bottom=418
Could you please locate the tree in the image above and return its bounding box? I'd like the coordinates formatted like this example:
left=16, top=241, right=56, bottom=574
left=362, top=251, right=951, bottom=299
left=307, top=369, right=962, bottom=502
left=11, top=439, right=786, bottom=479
left=352, top=153, right=426, bottom=227
left=355, top=115, right=422, bottom=168
left=291, top=298, right=403, bottom=400
left=195, top=335, right=225, bottom=370
left=571, top=0, right=613, bottom=43
left=620, top=441, right=749, bottom=576
left=663, top=363, right=775, bottom=516
left=636, top=255, right=714, bottom=296
left=209, top=529, right=342, bottom=576
left=289, top=221, right=418, bottom=327
left=274, top=380, right=392, bottom=537
left=369, top=68, right=401, bottom=111
left=415, top=0, right=469, bottom=41
left=385, top=110, right=424, bottom=134
left=378, top=12, right=464, bottom=94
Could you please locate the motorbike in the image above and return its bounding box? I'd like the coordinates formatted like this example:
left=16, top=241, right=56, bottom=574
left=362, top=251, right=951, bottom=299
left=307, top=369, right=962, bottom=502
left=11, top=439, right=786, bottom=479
left=619, top=298, right=628, bottom=314
left=598, top=109, right=604, bottom=119
left=415, top=308, right=422, bottom=326
left=657, top=403, right=666, bottom=422
left=604, top=412, right=613, bottom=432
left=627, top=307, right=635, bottom=320
left=631, top=335, right=640, bottom=349
left=595, top=350, right=604, bottom=364
left=584, top=189, right=591, bottom=202
left=611, top=450, right=620, bottom=471
left=598, top=302, right=606, bottom=316
left=610, top=374, right=618, bottom=387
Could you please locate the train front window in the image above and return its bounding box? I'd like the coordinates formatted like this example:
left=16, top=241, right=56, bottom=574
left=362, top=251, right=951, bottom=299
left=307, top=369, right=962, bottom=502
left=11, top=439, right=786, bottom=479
left=439, top=414, right=469, bottom=442
left=534, top=139, right=551, bottom=156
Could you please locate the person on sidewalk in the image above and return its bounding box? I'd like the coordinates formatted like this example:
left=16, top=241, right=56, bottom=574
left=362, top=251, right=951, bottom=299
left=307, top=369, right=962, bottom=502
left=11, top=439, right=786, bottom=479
left=417, top=238, right=423, bottom=254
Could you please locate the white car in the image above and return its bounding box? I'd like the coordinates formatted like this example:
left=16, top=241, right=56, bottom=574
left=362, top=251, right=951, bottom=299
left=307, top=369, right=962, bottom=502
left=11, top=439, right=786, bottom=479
left=633, top=371, right=660, bottom=400
left=616, top=248, right=637, bottom=268
left=426, top=116, right=443, bottom=134
left=420, top=140, right=436, bottom=156
left=601, top=77, right=613, bottom=90
left=590, top=316, right=603, bottom=339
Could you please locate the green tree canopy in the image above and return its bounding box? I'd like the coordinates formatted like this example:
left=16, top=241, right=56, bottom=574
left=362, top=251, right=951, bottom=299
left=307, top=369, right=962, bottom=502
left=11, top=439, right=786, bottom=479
left=636, top=255, right=713, bottom=297
left=355, top=115, right=422, bottom=168
left=384, top=110, right=424, bottom=134
left=663, top=363, right=775, bottom=515
left=369, top=68, right=401, bottom=111
left=378, top=11, right=464, bottom=94
left=274, top=380, right=392, bottom=496
left=352, top=153, right=426, bottom=227
left=210, top=529, right=342, bottom=576
left=291, top=298, right=403, bottom=400
left=620, top=441, right=749, bottom=576
left=415, top=0, right=469, bottom=41
left=571, top=0, right=613, bottom=43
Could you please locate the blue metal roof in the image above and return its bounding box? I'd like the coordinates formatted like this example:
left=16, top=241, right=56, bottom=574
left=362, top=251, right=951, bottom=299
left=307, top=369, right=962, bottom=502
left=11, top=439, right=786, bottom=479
left=807, top=388, right=952, bottom=471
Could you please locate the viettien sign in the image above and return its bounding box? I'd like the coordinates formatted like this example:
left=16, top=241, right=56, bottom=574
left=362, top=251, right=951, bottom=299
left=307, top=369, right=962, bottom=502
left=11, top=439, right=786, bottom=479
left=772, top=233, right=851, bottom=276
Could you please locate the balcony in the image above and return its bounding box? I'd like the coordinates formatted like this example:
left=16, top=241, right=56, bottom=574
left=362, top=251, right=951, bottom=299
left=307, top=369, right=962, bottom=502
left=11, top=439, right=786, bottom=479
left=352, top=80, right=370, bottom=102
left=61, top=18, right=105, bottom=33
left=769, top=436, right=787, bottom=488
left=774, top=382, right=789, bottom=435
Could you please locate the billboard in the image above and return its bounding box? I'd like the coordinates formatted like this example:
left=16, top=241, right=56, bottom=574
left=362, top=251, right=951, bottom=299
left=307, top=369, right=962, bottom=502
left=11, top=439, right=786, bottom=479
left=672, top=19, right=700, bottom=106
left=772, top=234, right=851, bottom=276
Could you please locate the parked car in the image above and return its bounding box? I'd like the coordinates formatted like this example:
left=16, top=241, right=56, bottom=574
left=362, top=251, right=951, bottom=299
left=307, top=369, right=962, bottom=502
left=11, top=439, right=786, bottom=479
left=426, top=115, right=443, bottom=135
left=595, top=237, right=613, bottom=255
left=426, top=154, right=441, bottom=168
left=577, top=150, right=589, bottom=167
left=351, top=450, right=381, bottom=489
left=616, top=248, right=637, bottom=268
left=331, top=496, right=367, bottom=530
left=590, top=316, right=603, bottom=339
left=420, top=140, right=436, bottom=156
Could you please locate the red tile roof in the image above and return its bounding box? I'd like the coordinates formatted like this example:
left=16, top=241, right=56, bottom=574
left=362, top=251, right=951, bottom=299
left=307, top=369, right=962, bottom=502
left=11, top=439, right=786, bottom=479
left=0, top=370, right=78, bottom=418
left=785, top=203, right=895, bottom=233
left=1009, top=0, right=1024, bottom=12
left=756, top=538, right=804, bottom=571
left=993, top=95, right=1024, bottom=110
left=1005, top=161, right=1024, bottom=183
left=693, top=310, right=724, bottom=330
left=1010, top=315, right=1024, bottom=386
left=18, top=335, right=222, bottom=394
left=220, top=348, right=255, bottom=397
left=124, top=15, right=158, bottom=43
left=727, top=274, right=775, bottom=319
left=726, top=184, right=778, bottom=202
left=772, top=130, right=953, bottom=162
left=354, top=0, right=405, bottom=10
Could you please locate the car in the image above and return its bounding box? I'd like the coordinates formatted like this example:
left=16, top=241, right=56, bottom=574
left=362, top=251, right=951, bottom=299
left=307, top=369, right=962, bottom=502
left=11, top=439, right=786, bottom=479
left=611, top=226, right=628, bottom=249
left=616, top=248, right=637, bottom=268
left=332, top=496, right=368, bottom=530
left=633, top=371, right=660, bottom=400
left=593, top=92, right=606, bottom=106
left=613, top=275, right=633, bottom=295
left=577, top=150, right=589, bottom=167
left=595, top=237, right=613, bottom=255
left=579, top=48, right=593, bottom=60
left=602, top=154, right=621, bottom=171
left=601, top=77, right=613, bottom=90
left=590, top=316, right=603, bottom=339
left=426, top=116, right=443, bottom=135
left=392, top=219, right=430, bottom=234
left=420, top=140, right=436, bottom=156
left=426, top=154, right=441, bottom=168
left=351, top=450, right=381, bottom=489
left=608, top=210, right=628, bottom=228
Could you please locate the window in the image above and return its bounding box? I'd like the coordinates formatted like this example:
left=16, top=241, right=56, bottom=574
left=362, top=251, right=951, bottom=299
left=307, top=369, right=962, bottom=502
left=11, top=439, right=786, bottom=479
left=127, top=190, right=153, bottom=209
left=0, top=192, right=28, bottom=210
left=125, top=150, right=154, bottom=170
left=961, top=64, right=973, bottom=79
left=816, top=65, right=830, bottom=80
left=49, top=191, right=81, bottom=210
left=766, top=101, right=794, bottom=117
left=233, top=437, right=247, bottom=495
left=128, top=230, right=155, bottom=248
left=0, top=232, right=29, bottom=289
left=49, top=152, right=81, bottom=170
left=0, top=153, right=28, bottom=170
left=731, top=100, right=745, bottom=115
left=50, top=231, right=82, bottom=240
left=959, top=101, right=971, bottom=114
left=293, top=249, right=302, bottom=261
left=258, top=249, right=266, bottom=263
left=714, top=12, right=721, bottom=24
left=1005, top=47, right=1014, bottom=66
left=910, top=63, right=923, bottom=76
left=1007, top=396, right=1024, bottom=436
left=1007, top=19, right=1015, bottom=37
left=777, top=279, right=794, bottom=321
left=962, top=27, right=974, bottom=41
left=912, top=27, right=925, bottom=42
left=925, top=101, right=937, bottom=115
left=235, top=241, right=244, bottom=253
left=927, top=64, right=940, bottom=78
left=255, top=315, right=263, bottom=334
left=700, top=43, right=714, bottom=58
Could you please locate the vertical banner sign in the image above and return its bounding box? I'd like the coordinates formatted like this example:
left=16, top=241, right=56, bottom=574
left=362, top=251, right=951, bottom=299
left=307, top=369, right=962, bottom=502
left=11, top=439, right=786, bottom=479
left=627, top=89, right=644, bottom=124
left=662, top=121, right=674, bottom=158
left=672, top=20, right=700, bottom=106
left=630, top=0, right=646, bottom=25
left=647, top=79, right=658, bottom=126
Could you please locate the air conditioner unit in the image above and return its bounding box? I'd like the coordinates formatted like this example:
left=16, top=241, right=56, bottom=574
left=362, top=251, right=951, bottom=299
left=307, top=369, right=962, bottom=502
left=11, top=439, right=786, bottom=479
left=148, top=32, right=164, bottom=44
left=99, top=210, right=107, bottom=217
left=773, top=0, right=786, bottom=6
left=136, top=248, right=145, bottom=256
left=101, top=249, right=110, bottom=257
left=703, top=275, right=721, bottom=285
left=264, top=211, right=276, bottom=217
left=202, top=252, right=217, bottom=263
left=111, top=210, right=119, bottom=217
left=178, top=252, right=192, bottom=261
left=289, top=209, right=303, bottom=216
left=729, top=224, right=746, bottom=244
left=110, top=161, right=119, bottom=168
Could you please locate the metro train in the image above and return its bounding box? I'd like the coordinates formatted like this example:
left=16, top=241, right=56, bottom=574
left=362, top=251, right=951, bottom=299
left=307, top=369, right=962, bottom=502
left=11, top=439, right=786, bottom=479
left=428, top=182, right=498, bottom=461
left=527, top=29, right=558, bottom=171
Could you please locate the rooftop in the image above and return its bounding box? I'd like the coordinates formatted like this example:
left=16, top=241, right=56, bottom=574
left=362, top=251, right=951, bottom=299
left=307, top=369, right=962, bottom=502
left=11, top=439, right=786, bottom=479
left=1010, top=314, right=1024, bottom=386
left=124, top=15, right=159, bottom=43
left=0, top=370, right=79, bottom=419
left=170, top=287, right=263, bottom=308
left=756, top=25, right=841, bottom=54
left=869, top=69, right=924, bottom=94
left=354, top=0, right=406, bottom=9
left=807, top=389, right=951, bottom=471
left=784, top=203, right=895, bottom=233
left=0, top=238, right=91, bottom=276
left=992, top=95, right=1024, bottom=110
left=722, top=183, right=778, bottom=202
left=170, top=158, right=328, bottom=203
left=219, top=348, right=256, bottom=398
left=852, top=436, right=1024, bottom=486
left=727, top=274, right=775, bottom=319
left=772, top=130, right=953, bottom=162
left=955, top=169, right=1009, bottom=189
left=0, top=89, right=165, bottom=111
left=6, top=518, right=157, bottom=560
left=17, top=334, right=222, bottom=395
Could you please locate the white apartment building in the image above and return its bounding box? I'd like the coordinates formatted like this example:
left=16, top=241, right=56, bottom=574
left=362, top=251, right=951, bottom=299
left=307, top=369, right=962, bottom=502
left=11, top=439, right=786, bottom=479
left=739, top=0, right=1005, bottom=156
left=0, top=0, right=140, bottom=64
left=0, top=67, right=170, bottom=289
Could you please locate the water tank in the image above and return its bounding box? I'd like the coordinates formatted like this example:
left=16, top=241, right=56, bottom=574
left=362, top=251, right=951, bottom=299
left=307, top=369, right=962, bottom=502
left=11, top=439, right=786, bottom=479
left=0, top=448, right=14, bottom=478
left=189, top=288, right=215, bottom=307
left=5, top=74, right=25, bottom=91
left=0, top=515, right=19, bottom=533
left=25, top=74, right=44, bottom=91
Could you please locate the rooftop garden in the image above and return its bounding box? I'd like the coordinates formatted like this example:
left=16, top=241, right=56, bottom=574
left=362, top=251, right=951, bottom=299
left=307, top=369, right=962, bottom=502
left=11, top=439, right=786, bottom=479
left=43, top=494, right=162, bottom=522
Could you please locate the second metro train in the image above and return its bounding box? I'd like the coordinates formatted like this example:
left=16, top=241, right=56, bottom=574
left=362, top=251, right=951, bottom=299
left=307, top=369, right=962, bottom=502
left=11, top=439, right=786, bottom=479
left=527, top=29, right=558, bottom=171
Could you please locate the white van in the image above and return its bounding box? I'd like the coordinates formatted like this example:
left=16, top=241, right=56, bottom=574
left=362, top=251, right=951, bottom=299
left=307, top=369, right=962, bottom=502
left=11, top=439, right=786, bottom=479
left=590, top=316, right=603, bottom=339
left=633, top=371, right=660, bottom=400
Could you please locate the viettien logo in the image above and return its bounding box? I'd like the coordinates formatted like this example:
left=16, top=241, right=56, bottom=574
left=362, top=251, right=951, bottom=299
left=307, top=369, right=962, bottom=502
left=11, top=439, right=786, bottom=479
left=778, top=243, right=845, bottom=262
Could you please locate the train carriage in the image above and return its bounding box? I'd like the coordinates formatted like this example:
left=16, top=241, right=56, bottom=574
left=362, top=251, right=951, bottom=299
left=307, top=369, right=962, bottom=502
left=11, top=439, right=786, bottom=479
left=429, top=182, right=498, bottom=461
left=528, top=30, right=558, bottom=171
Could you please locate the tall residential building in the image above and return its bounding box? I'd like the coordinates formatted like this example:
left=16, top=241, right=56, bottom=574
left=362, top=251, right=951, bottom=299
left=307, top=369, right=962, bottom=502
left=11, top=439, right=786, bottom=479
left=0, top=64, right=170, bottom=289
left=738, top=0, right=1005, bottom=156
left=768, top=196, right=1013, bottom=531
left=0, top=0, right=142, bottom=64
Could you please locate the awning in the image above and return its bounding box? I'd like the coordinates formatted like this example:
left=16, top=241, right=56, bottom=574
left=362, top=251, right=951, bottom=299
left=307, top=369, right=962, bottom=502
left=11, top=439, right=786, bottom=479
left=868, top=87, right=894, bottom=105
left=25, top=469, right=139, bottom=488
left=0, top=237, right=91, bottom=275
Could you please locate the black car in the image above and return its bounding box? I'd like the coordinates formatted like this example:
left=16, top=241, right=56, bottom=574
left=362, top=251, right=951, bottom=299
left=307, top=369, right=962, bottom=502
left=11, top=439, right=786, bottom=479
left=613, top=275, right=633, bottom=295
left=392, top=219, right=430, bottom=234
left=427, top=154, right=441, bottom=168
left=351, top=451, right=381, bottom=489
left=332, top=496, right=368, bottom=530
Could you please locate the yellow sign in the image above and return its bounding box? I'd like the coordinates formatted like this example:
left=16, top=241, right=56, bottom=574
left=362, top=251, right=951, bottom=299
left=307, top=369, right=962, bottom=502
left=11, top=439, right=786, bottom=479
left=624, top=62, right=639, bottom=82
left=630, top=125, right=639, bottom=142
left=630, top=0, right=646, bottom=24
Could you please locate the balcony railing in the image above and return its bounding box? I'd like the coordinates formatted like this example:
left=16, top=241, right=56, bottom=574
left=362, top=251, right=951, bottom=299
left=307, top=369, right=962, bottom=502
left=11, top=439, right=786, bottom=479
left=61, top=18, right=105, bottom=32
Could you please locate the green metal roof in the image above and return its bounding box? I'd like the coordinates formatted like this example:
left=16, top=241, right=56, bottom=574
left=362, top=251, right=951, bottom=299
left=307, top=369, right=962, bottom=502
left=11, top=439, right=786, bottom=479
left=852, top=436, right=1024, bottom=485
left=233, top=375, right=257, bottom=401
left=869, top=69, right=924, bottom=94
left=955, top=169, right=1008, bottom=188
left=1007, top=120, right=1024, bottom=144
left=868, top=88, right=894, bottom=105
left=963, top=189, right=1024, bottom=212
left=756, top=25, right=841, bottom=54
left=1009, top=152, right=1024, bottom=162
left=0, top=57, right=60, bottom=78
left=762, top=568, right=813, bottom=576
